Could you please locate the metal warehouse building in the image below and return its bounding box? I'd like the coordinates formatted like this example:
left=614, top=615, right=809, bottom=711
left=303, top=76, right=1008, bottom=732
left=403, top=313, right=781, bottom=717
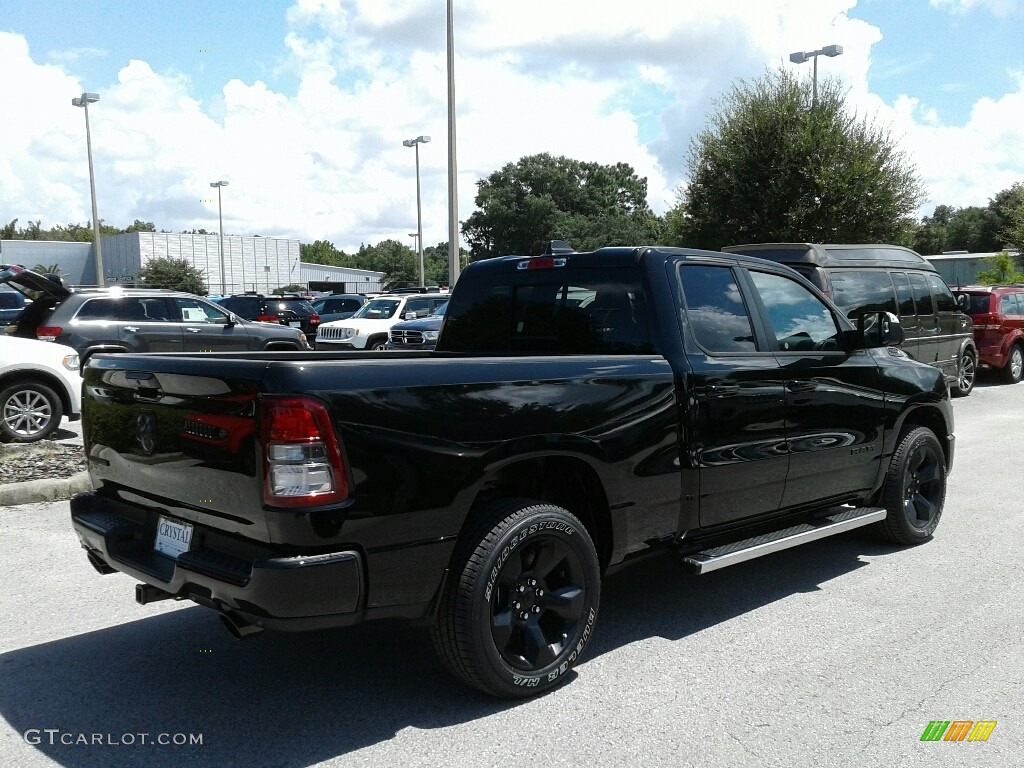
left=0, top=233, right=383, bottom=295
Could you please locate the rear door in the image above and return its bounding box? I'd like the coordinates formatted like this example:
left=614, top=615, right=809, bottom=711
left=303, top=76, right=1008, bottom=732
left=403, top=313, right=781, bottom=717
left=116, top=296, right=185, bottom=353
left=674, top=260, right=789, bottom=527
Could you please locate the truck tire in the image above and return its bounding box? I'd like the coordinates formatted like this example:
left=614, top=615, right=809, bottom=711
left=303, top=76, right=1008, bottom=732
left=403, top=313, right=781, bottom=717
left=952, top=349, right=975, bottom=396
left=0, top=380, right=63, bottom=443
left=875, top=426, right=946, bottom=545
left=367, top=336, right=388, bottom=351
left=1000, top=343, right=1024, bottom=384
left=431, top=499, right=600, bottom=698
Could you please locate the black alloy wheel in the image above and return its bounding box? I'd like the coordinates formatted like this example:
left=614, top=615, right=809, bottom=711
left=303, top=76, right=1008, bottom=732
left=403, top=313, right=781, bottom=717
left=876, top=426, right=946, bottom=545
left=431, top=499, right=600, bottom=698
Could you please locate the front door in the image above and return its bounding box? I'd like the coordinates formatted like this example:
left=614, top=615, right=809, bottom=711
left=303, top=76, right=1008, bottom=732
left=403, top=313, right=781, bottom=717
left=744, top=269, right=887, bottom=509
left=675, top=262, right=789, bottom=528
left=172, top=297, right=249, bottom=352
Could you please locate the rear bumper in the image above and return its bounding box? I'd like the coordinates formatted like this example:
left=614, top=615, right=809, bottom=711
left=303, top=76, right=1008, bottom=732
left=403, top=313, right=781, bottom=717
left=70, top=492, right=364, bottom=629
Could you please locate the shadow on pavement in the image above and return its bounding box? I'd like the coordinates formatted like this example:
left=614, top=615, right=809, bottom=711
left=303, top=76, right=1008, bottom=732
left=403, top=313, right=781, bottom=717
left=0, top=528, right=899, bottom=767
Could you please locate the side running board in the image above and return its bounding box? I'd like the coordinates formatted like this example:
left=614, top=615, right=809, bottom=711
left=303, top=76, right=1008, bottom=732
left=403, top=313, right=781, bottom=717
left=681, top=507, right=887, bottom=574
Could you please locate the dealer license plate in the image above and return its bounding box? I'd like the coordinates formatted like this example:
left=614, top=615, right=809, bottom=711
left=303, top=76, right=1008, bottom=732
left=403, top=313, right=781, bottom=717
left=289, top=321, right=301, bottom=327
left=155, top=515, right=194, bottom=559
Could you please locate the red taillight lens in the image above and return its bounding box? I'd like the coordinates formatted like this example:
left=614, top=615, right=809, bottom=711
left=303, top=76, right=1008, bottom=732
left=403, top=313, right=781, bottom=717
left=973, top=314, right=1001, bottom=330
left=261, top=396, right=349, bottom=507
left=309, top=314, right=320, bottom=326
left=36, top=326, right=62, bottom=341
left=518, top=257, right=567, bottom=270
left=256, top=314, right=280, bottom=323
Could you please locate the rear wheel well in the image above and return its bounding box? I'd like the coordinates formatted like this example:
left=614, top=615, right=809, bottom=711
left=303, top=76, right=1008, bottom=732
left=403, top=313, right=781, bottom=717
left=468, top=456, right=613, bottom=571
left=0, top=371, right=70, bottom=419
left=265, top=342, right=301, bottom=351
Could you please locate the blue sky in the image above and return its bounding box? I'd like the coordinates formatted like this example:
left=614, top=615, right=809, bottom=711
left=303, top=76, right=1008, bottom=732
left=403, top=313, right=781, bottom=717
left=1, top=0, right=1022, bottom=251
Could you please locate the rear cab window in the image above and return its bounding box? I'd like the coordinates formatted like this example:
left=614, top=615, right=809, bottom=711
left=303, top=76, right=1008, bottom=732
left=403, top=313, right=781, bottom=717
left=440, top=268, right=653, bottom=354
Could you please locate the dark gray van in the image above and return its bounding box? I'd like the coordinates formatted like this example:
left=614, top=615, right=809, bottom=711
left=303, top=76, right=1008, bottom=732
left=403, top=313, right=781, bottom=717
left=722, top=243, right=977, bottom=396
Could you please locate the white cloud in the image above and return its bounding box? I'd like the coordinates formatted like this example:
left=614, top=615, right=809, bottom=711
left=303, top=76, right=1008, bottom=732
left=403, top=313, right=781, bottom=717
left=2, top=0, right=1024, bottom=255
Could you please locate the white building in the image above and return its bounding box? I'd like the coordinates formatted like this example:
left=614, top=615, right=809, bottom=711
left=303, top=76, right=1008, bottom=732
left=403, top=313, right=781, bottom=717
left=0, top=233, right=383, bottom=294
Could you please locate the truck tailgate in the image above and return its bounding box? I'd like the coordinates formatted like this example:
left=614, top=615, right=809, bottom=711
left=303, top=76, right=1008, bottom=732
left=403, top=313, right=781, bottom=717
left=81, top=353, right=275, bottom=541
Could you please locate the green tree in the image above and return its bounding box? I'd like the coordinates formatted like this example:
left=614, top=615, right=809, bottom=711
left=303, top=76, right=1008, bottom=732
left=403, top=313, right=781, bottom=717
left=671, top=68, right=925, bottom=250
left=300, top=239, right=347, bottom=266
left=974, top=251, right=1024, bottom=284
left=136, top=257, right=207, bottom=295
left=33, top=263, right=64, bottom=276
left=462, top=153, right=661, bottom=260
left=125, top=219, right=156, bottom=233
left=273, top=283, right=304, bottom=295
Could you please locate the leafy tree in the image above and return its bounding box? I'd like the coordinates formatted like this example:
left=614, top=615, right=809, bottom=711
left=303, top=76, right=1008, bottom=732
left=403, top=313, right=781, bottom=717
left=462, top=153, right=661, bottom=260
left=136, top=257, right=207, bottom=295
left=33, top=264, right=64, bottom=276
left=1, top=219, right=17, bottom=239
left=671, top=68, right=925, bottom=250
left=974, top=252, right=1024, bottom=284
left=273, top=284, right=304, bottom=295
left=125, top=219, right=156, bottom=233
left=300, top=239, right=347, bottom=266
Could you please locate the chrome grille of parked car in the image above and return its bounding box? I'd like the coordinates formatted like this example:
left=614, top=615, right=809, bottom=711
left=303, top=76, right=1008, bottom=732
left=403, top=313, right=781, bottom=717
left=390, top=330, right=425, bottom=345
left=317, top=327, right=347, bottom=340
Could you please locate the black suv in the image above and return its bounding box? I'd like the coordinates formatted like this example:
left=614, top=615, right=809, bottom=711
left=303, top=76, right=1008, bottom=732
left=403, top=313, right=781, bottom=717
left=0, top=290, right=26, bottom=326
left=217, top=294, right=320, bottom=340
left=723, top=242, right=978, bottom=396
left=0, top=265, right=309, bottom=364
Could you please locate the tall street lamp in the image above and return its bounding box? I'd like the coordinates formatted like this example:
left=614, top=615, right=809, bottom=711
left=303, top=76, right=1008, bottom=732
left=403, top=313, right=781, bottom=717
left=403, top=135, right=430, bottom=288
left=210, top=181, right=229, bottom=293
left=446, top=0, right=460, bottom=287
left=789, top=44, right=843, bottom=108
left=71, top=92, right=104, bottom=287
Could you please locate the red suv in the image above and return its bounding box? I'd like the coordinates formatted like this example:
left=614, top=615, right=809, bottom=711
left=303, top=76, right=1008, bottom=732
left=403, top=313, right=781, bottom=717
left=953, top=285, right=1024, bottom=384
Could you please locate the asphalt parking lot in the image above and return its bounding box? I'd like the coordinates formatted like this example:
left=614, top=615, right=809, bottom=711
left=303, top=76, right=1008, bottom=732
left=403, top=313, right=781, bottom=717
left=0, top=371, right=1020, bottom=768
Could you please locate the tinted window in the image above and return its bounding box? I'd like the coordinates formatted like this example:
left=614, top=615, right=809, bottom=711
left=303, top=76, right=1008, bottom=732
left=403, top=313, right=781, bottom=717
left=76, top=297, right=160, bottom=321
left=272, top=298, right=314, bottom=315
left=909, top=273, right=934, bottom=316
left=927, top=275, right=957, bottom=313
left=956, top=294, right=991, bottom=314
left=678, top=266, right=756, bottom=353
left=404, top=299, right=434, bottom=318
left=892, top=272, right=916, bottom=317
left=828, top=270, right=897, bottom=318
left=0, top=292, right=25, bottom=309
left=220, top=297, right=259, bottom=316
left=823, top=246, right=924, bottom=263
left=440, top=268, right=652, bottom=354
left=749, top=271, right=841, bottom=352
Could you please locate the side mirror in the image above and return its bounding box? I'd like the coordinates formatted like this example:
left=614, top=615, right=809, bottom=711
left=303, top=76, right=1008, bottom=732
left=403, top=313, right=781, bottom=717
left=857, top=311, right=904, bottom=348
left=404, top=311, right=416, bottom=320
left=227, top=313, right=239, bottom=326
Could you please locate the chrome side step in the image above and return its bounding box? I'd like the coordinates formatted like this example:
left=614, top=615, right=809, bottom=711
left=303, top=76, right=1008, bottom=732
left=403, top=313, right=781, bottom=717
left=682, top=506, right=887, bottom=574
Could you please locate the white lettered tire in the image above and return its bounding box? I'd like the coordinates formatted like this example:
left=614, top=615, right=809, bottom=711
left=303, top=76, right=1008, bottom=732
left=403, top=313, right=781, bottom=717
left=431, top=499, right=601, bottom=698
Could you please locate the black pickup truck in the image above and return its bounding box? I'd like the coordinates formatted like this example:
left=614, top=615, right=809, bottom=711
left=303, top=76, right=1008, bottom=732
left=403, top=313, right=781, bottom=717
left=71, top=245, right=954, bottom=698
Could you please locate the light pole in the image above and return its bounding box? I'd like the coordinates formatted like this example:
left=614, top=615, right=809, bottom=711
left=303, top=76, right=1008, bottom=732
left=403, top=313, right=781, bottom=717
left=210, top=181, right=229, bottom=293
left=446, top=0, right=460, bottom=286
left=402, top=135, right=430, bottom=288
left=72, top=92, right=104, bottom=286
left=789, top=44, right=843, bottom=108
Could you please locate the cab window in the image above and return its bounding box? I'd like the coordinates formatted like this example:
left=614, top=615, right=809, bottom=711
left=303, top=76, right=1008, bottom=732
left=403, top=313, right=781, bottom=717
left=749, top=271, right=842, bottom=352
left=677, top=265, right=757, bottom=353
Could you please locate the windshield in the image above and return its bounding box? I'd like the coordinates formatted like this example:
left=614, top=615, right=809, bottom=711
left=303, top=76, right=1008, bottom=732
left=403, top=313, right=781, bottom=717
left=352, top=298, right=400, bottom=319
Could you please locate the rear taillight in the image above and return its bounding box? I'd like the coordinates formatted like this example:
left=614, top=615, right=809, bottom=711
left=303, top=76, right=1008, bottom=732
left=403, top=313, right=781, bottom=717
left=309, top=314, right=320, bottom=326
left=261, top=396, right=349, bottom=507
left=256, top=314, right=280, bottom=323
left=36, top=326, right=62, bottom=341
left=973, top=314, right=1002, bottom=330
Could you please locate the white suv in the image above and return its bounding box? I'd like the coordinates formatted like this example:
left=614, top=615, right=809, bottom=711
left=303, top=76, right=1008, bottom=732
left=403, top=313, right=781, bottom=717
left=0, top=335, right=82, bottom=442
left=315, top=293, right=448, bottom=350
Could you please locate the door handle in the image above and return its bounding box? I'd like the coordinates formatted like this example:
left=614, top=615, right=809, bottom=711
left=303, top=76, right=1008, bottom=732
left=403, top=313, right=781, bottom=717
left=787, top=380, right=817, bottom=392
left=706, top=384, right=740, bottom=398
left=185, top=327, right=202, bottom=333
left=123, top=326, right=139, bottom=333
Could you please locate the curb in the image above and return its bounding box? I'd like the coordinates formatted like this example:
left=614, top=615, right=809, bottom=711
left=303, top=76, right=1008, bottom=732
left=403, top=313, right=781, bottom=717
left=0, top=471, right=93, bottom=507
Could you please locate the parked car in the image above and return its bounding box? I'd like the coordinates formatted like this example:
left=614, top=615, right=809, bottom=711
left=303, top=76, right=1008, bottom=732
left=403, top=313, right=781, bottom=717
left=315, top=292, right=449, bottom=350
left=311, top=294, right=367, bottom=324
left=71, top=244, right=953, bottom=699
left=952, top=284, right=1024, bottom=383
left=215, top=293, right=321, bottom=341
left=722, top=242, right=978, bottom=396
left=0, top=335, right=81, bottom=442
left=386, top=300, right=448, bottom=350
left=0, top=290, right=27, bottom=327
left=0, top=264, right=309, bottom=365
